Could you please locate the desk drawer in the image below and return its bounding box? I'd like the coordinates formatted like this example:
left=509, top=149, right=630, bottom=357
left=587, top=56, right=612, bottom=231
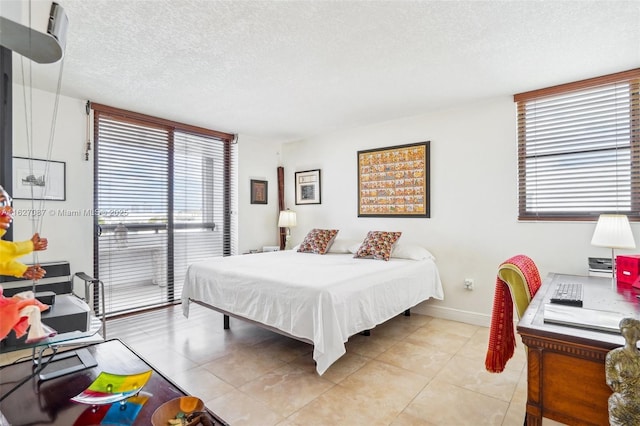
left=542, top=351, right=609, bottom=425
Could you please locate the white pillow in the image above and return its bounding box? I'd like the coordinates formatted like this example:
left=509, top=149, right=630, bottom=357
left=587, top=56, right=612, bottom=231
left=348, top=242, right=362, bottom=254
left=328, top=238, right=362, bottom=253
left=390, top=243, right=435, bottom=261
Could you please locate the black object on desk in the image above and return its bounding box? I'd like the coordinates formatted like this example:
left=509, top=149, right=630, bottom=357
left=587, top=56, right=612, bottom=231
left=550, top=281, right=584, bottom=307
left=35, top=291, right=56, bottom=306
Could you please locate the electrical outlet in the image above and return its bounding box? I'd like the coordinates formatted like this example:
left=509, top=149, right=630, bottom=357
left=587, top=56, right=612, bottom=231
left=464, top=278, right=474, bottom=290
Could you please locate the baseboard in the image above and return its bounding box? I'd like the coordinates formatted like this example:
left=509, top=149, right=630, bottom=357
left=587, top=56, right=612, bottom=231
left=412, top=304, right=491, bottom=327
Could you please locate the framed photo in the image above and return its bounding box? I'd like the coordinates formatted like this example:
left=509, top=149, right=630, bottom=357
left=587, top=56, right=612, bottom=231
left=357, top=141, right=430, bottom=218
left=12, top=157, right=66, bottom=201
left=250, top=179, right=268, bottom=204
left=295, top=169, right=321, bottom=205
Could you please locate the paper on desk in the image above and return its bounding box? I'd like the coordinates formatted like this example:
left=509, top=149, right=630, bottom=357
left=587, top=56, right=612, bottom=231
left=543, top=303, right=627, bottom=334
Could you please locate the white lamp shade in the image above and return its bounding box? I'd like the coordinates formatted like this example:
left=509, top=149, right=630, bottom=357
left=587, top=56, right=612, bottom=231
left=278, top=210, right=297, bottom=228
left=591, top=214, right=636, bottom=249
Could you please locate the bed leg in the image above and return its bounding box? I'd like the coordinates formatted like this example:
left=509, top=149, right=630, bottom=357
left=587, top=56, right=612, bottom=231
left=362, top=330, right=370, bottom=336
left=404, top=309, right=411, bottom=316
left=224, top=314, right=230, bottom=330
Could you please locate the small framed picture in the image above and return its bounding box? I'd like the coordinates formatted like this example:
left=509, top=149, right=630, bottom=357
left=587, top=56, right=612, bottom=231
left=250, top=179, right=268, bottom=204
left=13, top=157, right=66, bottom=201
left=295, top=169, right=321, bottom=205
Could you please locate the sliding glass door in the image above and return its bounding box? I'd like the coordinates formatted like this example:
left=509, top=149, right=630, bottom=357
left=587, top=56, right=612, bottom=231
left=92, top=104, right=235, bottom=316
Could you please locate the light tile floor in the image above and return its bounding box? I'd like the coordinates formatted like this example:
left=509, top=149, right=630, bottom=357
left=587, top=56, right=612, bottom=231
left=1, top=304, right=567, bottom=425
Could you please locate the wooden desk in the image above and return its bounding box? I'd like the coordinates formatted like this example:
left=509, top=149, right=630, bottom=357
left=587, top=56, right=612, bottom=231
left=0, top=339, right=229, bottom=425
left=517, top=273, right=640, bottom=426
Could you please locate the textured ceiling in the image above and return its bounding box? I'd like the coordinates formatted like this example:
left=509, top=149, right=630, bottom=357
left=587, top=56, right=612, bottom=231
left=13, top=0, right=640, bottom=142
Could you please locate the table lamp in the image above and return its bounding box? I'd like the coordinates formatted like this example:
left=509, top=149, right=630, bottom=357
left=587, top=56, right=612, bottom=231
left=591, top=214, right=636, bottom=287
left=278, top=209, right=297, bottom=250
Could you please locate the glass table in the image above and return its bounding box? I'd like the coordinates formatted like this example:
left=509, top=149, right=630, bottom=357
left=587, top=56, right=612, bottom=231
left=0, top=339, right=229, bottom=425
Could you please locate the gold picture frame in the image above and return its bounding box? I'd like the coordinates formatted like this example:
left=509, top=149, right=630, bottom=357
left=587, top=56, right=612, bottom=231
left=357, top=142, right=430, bottom=217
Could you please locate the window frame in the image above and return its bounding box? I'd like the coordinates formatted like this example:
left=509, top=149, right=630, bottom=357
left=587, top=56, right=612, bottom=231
left=514, top=68, right=640, bottom=221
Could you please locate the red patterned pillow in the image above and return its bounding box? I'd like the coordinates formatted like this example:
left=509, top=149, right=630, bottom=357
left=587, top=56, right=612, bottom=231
left=354, top=231, right=402, bottom=261
left=297, top=229, right=339, bottom=254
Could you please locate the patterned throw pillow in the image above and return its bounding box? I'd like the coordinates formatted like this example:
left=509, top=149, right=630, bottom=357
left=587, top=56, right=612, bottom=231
left=353, top=231, right=402, bottom=261
left=297, top=229, right=339, bottom=254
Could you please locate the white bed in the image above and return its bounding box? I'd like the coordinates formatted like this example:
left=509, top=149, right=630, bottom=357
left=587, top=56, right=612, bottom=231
left=181, top=249, right=444, bottom=375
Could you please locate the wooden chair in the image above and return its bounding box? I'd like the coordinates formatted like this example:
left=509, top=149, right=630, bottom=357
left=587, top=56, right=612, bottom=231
left=489, top=255, right=541, bottom=425
left=497, top=256, right=540, bottom=320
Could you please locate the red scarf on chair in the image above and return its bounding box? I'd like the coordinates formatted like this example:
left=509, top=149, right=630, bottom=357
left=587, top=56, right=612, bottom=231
left=485, top=255, right=541, bottom=373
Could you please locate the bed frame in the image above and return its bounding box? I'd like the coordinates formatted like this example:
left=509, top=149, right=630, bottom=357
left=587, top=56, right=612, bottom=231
left=192, top=299, right=411, bottom=342
left=181, top=250, right=444, bottom=374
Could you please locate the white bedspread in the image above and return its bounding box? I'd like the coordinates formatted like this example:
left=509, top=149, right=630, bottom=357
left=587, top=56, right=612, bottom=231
left=181, top=250, right=444, bottom=375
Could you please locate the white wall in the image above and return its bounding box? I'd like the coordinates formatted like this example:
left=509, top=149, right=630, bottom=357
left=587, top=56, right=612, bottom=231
left=279, top=96, right=640, bottom=326
left=11, top=86, right=94, bottom=281
left=236, top=134, right=283, bottom=254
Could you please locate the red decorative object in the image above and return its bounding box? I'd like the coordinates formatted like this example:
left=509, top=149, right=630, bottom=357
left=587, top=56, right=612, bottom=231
left=616, top=255, right=640, bottom=288
left=485, top=255, right=541, bottom=373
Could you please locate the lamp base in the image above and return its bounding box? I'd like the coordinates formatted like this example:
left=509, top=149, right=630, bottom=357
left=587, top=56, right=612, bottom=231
left=284, top=234, right=291, bottom=250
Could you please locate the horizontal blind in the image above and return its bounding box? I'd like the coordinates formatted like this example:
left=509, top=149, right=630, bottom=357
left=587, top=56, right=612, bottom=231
left=95, top=114, right=170, bottom=315
left=173, top=131, right=229, bottom=301
left=93, top=104, right=235, bottom=316
left=516, top=69, right=640, bottom=221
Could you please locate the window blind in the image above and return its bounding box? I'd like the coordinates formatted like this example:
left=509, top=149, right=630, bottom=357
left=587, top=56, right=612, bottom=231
left=92, top=104, right=235, bottom=316
left=173, top=131, right=228, bottom=302
left=515, top=69, right=640, bottom=221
